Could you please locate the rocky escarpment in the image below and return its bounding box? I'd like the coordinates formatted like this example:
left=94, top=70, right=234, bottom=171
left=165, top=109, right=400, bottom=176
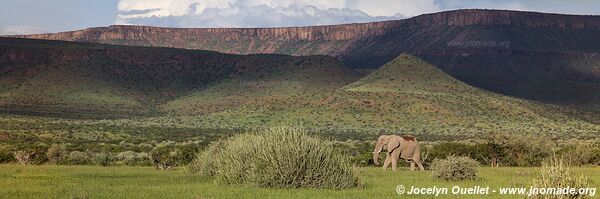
left=12, top=9, right=600, bottom=65
left=14, top=21, right=400, bottom=57
left=14, top=9, right=600, bottom=53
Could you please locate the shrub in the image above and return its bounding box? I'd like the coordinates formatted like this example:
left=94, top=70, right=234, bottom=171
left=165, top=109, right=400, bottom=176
left=150, top=147, right=179, bottom=170
left=591, top=141, right=600, bottom=165
left=351, top=152, right=378, bottom=167
left=46, top=144, right=67, bottom=164
left=428, top=143, right=479, bottom=161
left=13, top=150, right=46, bottom=165
left=192, top=127, right=361, bottom=189
left=116, top=151, right=136, bottom=165
left=431, top=156, right=479, bottom=181
left=529, top=157, right=591, bottom=199
left=178, top=144, right=201, bottom=165
left=116, top=151, right=151, bottom=166
left=93, top=152, right=113, bottom=166
left=188, top=141, right=223, bottom=175
left=0, top=147, right=14, bottom=163
left=136, top=152, right=152, bottom=166
left=557, top=142, right=600, bottom=166
left=66, top=151, right=90, bottom=165
left=13, top=151, right=35, bottom=165
left=503, top=136, right=552, bottom=167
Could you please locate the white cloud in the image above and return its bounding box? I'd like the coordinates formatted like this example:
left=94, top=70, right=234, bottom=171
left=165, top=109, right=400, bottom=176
left=121, top=4, right=404, bottom=28
left=116, top=0, right=439, bottom=27
left=0, top=25, right=45, bottom=35
left=439, top=0, right=525, bottom=11
left=346, top=0, right=439, bottom=16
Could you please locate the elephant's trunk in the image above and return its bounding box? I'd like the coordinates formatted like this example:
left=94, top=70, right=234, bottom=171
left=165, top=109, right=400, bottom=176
left=373, top=144, right=383, bottom=165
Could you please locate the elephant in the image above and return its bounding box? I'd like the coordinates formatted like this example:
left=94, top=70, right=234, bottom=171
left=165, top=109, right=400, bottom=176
left=373, top=135, right=425, bottom=171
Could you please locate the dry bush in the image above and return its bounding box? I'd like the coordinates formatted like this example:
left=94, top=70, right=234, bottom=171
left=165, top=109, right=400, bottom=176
left=13, top=151, right=35, bottom=165
left=431, top=156, right=479, bottom=181
left=529, top=157, right=591, bottom=199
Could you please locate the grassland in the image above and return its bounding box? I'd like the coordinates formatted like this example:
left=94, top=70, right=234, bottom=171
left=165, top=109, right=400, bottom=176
left=0, top=165, right=598, bottom=199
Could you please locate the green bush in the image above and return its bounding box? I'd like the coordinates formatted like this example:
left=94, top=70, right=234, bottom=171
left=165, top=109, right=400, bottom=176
left=0, top=147, right=14, bottom=163
left=529, top=157, right=591, bottom=199
left=93, top=152, right=113, bottom=166
left=503, top=137, right=552, bottom=167
left=557, top=142, right=600, bottom=166
left=46, top=144, right=67, bottom=164
left=191, top=127, right=361, bottom=189
left=431, top=156, right=479, bottom=181
left=428, top=143, right=480, bottom=161
left=188, top=141, right=223, bottom=175
left=177, top=144, right=201, bottom=165
left=431, top=133, right=555, bottom=167
left=150, top=147, right=179, bottom=170
left=351, top=152, right=378, bottom=167
left=66, top=151, right=90, bottom=165
left=116, top=151, right=151, bottom=166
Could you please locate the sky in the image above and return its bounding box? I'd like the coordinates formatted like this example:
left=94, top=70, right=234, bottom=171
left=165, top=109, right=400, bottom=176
left=2, top=0, right=600, bottom=35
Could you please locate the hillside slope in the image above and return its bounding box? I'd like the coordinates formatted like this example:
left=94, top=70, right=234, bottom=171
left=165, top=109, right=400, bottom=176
left=0, top=37, right=355, bottom=117
left=1, top=38, right=598, bottom=138
left=14, top=9, right=600, bottom=109
left=103, top=55, right=600, bottom=139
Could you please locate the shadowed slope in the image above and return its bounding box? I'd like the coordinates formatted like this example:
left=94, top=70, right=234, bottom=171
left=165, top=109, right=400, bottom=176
left=0, top=38, right=356, bottom=117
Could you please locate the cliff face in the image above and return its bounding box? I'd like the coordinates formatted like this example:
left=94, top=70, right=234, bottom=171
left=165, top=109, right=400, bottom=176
left=10, top=9, right=600, bottom=108
left=15, top=9, right=600, bottom=65
left=411, top=9, right=600, bottom=28
left=16, top=10, right=600, bottom=45
left=34, top=22, right=396, bottom=42
left=16, top=21, right=400, bottom=57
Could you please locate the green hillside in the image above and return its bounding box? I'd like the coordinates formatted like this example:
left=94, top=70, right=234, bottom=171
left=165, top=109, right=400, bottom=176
left=161, top=55, right=361, bottom=115
left=337, top=54, right=598, bottom=135
left=0, top=38, right=355, bottom=118
left=92, top=54, right=600, bottom=139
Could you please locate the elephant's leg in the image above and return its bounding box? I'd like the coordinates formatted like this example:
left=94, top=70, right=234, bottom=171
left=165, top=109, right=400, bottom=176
left=382, top=155, right=391, bottom=170
left=391, top=150, right=400, bottom=171
left=416, top=160, right=425, bottom=171
left=410, top=161, right=416, bottom=171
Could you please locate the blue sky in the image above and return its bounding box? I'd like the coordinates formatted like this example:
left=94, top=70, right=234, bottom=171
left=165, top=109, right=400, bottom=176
left=1, top=0, right=600, bottom=35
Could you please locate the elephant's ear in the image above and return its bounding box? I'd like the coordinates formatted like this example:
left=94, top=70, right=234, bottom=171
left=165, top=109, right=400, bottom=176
left=387, top=137, right=400, bottom=152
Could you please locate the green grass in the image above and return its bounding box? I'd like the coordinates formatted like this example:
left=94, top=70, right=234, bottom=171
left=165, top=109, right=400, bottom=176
left=0, top=165, right=598, bottom=198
